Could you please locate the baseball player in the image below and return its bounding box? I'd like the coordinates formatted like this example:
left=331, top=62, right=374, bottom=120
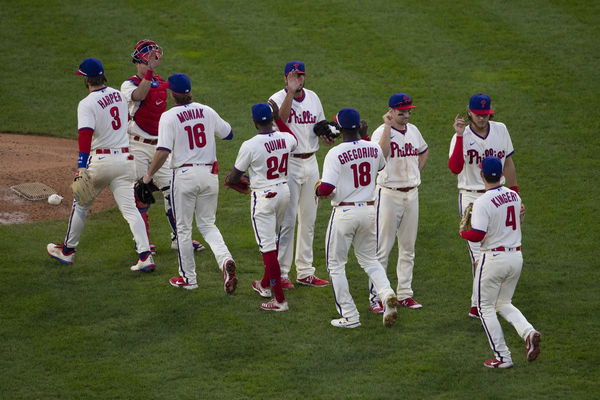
left=268, top=61, right=329, bottom=289
left=142, top=73, right=236, bottom=293
left=448, top=93, right=521, bottom=319
left=47, top=58, right=155, bottom=272
left=368, top=93, right=429, bottom=314
left=316, top=107, right=398, bottom=329
left=460, top=156, right=540, bottom=368
left=227, top=103, right=298, bottom=311
left=120, top=39, right=205, bottom=254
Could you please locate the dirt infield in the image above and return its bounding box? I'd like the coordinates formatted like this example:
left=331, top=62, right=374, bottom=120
left=0, top=133, right=116, bottom=224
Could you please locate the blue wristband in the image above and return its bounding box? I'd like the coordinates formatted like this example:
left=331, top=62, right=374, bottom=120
left=78, top=152, right=90, bottom=169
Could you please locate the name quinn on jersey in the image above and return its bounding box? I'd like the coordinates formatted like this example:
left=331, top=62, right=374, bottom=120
left=264, top=138, right=287, bottom=153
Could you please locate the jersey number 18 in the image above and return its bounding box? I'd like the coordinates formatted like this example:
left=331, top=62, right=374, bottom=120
left=350, top=162, right=371, bottom=188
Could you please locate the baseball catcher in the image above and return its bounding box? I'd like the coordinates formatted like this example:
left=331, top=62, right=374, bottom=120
left=71, top=169, right=95, bottom=206
left=459, top=203, right=474, bottom=231
left=134, top=178, right=158, bottom=204
left=224, top=171, right=250, bottom=195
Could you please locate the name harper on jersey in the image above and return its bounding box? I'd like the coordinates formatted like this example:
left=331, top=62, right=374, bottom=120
left=491, top=191, right=519, bottom=208
left=338, top=146, right=379, bottom=165
left=466, top=148, right=506, bottom=164
left=177, top=108, right=204, bottom=123
left=288, top=109, right=317, bottom=125
left=264, top=138, right=287, bottom=153
left=390, top=142, right=419, bottom=158
left=97, top=92, right=123, bottom=109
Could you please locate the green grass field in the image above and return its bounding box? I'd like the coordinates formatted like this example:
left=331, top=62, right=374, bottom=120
left=1, top=1, right=599, bottom=398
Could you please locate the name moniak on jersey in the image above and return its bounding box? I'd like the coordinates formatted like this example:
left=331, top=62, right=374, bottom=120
left=97, top=92, right=123, bottom=109
left=177, top=108, right=204, bottom=123
left=338, top=146, right=379, bottom=165
left=264, top=138, right=287, bottom=153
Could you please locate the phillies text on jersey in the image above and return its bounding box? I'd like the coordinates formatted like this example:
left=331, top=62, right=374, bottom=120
left=269, top=88, right=325, bottom=154
left=471, top=186, right=522, bottom=250
left=449, top=121, right=514, bottom=190
left=157, top=102, right=232, bottom=168
left=234, top=131, right=298, bottom=189
left=78, top=87, right=129, bottom=150
left=371, top=123, right=428, bottom=188
left=321, top=140, right=386, bottom=205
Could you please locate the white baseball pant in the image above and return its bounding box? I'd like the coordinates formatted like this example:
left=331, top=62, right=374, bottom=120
left=250, top=184, right=290, bottom=253
left=460, top=190, right=484, bottom=308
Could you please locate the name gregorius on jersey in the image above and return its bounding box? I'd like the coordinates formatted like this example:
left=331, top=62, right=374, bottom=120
left=338, top=146, right=380, bottom=165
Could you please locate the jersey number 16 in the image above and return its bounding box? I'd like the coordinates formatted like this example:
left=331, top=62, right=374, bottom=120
left=185, top=124, right=206, bottom=149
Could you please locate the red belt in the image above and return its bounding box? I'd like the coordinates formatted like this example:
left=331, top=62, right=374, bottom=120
left=338, top=201, right=375, bottom=206
left=490, top=246, right=521, bottom=252
left=465, top=189, right=486, bottom=193
left=385, top=186, right=415, bottom=192
left=133, top=135, right=158, bottom=145
left=95, top=147, right=129, bottom=154
left=292, top=153, right=315, bottom=159
left=179, top=163, right=213, bottom=167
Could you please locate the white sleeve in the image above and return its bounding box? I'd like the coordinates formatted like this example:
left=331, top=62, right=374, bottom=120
left=470, top=199, right=489, bottom=233
left=416, top=128, right=428, bottom=153
left=449, top=134, right=458, bottom=157
left=157, top=114, right=174, bottom=151
left=77, top=100, right=95, bottom=130
left=269, top=91, right=285, bottom=108
left=321, top=150, right=339, bottom=187
left=211, top=108, right=232, bottom=139
left=377, top=145, right=386, bottom=171
left=504, top=124, right=515, bottom=157
left=120, top=80, right=137, bottom=103
left=370, top=125, right=384, bottom=144
left=234, top=141, right=252, bottom=172
left=287, top=132, right=298, bottom=152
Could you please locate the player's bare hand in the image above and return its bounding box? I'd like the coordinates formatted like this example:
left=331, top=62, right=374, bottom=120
left=319, top=135, right=335, bottom=146
left=454, top=114, right=466, bottom=136
left=286, top=71, right=303, bottom=94
left=383, top=110, right=394, bottom=127
left=268, top=99, right=280, bottom=121
left=147, top=50, right=161, bottom=70
left=520, top=203, right=525, bottom=224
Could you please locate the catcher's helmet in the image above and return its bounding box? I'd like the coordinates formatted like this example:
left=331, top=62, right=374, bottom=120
left=131, top=39, right=163, bottom=64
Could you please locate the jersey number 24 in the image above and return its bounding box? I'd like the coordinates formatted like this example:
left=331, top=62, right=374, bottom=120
left=266, top=154, right=289, bottom=180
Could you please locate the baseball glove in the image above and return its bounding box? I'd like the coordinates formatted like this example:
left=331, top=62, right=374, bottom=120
left=71, top=169, right=95, bottom=206
left=313, top=120, right=341, bottom=141
left=224, top=172, right=250, bottom=195
left=459, top=203, right=474, bottom=231
left=134, top=178, right=158, bottom=205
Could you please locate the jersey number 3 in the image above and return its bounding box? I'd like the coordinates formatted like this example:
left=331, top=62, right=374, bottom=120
left=110, top=106, right=121, bottom=130
left=185, top=124, right=206, bottom=149
left=350, top=162, right=371, bottom=188
left=266, top=154, right=289, bottom=180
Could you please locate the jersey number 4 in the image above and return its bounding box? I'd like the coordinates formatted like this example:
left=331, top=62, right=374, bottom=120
left=350, top=162, right=371, bottom=188
left=184, top=124, right=206, bottom=149
left=266, top=154, right=289, bottom=180
left=505, top=205, right=517, bottom=230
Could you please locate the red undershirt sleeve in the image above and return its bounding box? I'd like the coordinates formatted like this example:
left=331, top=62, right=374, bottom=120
left=448, top=135, right=464, bottom=174
left=460, top=229, right=486, bottom=242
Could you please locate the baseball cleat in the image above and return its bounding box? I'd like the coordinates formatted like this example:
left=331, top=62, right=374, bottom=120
left=149, top=244, right=157, bottom=255
left=296, top=274, right=330, bottom=287
left=170, top=239, right=206, bottom=252
left=130, top=253, right=156, bottom=272
left=383, top=294, right=398, bottom=328
left=330, top=317, right=361, bottom=329
left=260, top=299, right=289, bottom=312
left=369, top=300, right=384, bottom=314
left=169, top=276, right=198, bottom=290
left=468, top=306, right=480, bottom=319
left=47, top=243, right=75, bottom=265
left=280, top=277, right=295, bottom=290
left=526, top=331, right=541, bottom=362
left=222, top=259, right=237, bottom=294
left=483, top=358, right=513, bottom=369
left=398, top=297, right=423, bottom=309
left=251, top=280, right=272, bottom=298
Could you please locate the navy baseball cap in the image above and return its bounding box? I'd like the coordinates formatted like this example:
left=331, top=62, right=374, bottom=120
left=168, top=73, right=191, bottom=94
left=284, top=61, right=305, bottom=76
left=469, top=94, right=494, bottom=115
left=252, top=102, right=273, bottom=122
left=335, top=107, right=360, bottom=129
left=389, top=93, right=417, bottom=110
left=76, top=58, right=104, bottom=77
left=481, top=156, right=503, bottom=177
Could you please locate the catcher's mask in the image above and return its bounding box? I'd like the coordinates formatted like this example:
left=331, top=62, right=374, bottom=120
left=132, top=39, right=163, bottom=64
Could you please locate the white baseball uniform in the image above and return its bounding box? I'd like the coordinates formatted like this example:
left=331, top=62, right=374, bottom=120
left=157, top=102, right=233, bottom=285
left=369, top=123, right=428, bottom=303
left=470, top=186, right=536, bottom=364
left=269, top=88, right=324, bottom=279
left=234, top=131, right=298, bottom=253
left=449, top=121, right=515, bottom=307
left=64, top=87, right=150, bottom=253
left=321, top=139, right=396, bottom=321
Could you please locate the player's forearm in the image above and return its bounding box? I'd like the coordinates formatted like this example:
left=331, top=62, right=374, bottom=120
left=145, top=149, right=169, bottom=181
left=227, top=168, right=244, bottom=185
left=77, top=128, right=94, bottom=168
left=448, top=136, right=464, bottom=174
left=418, top=149, right=429, bottom=171
left=503, top=156, right=518, bottom=188
left=460, top=229, right=485, bottom=242
left=378, top=127, right=392, bottom=158
left=278, top=93, right=294, bottom=123
left=131, top=71, right=153, bottom=101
